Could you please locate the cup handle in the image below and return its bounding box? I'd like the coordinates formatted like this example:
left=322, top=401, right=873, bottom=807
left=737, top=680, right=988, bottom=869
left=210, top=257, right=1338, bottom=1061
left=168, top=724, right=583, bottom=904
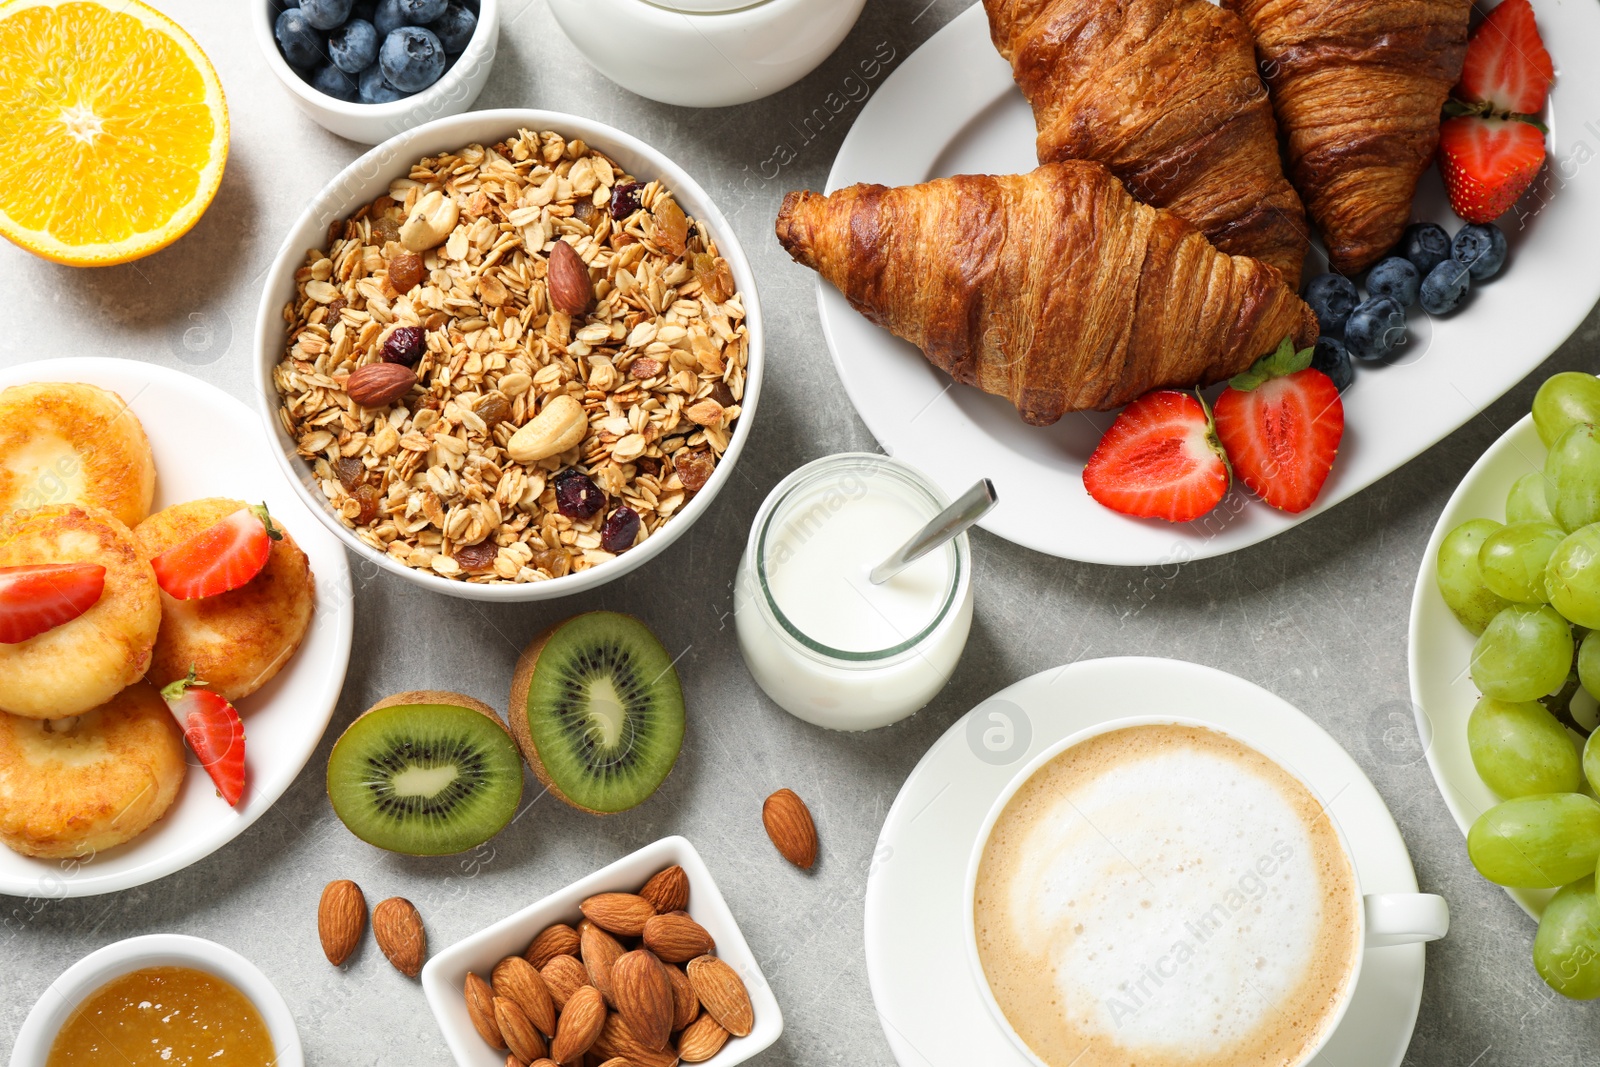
left=1364, top=893, right=1450, bottom=947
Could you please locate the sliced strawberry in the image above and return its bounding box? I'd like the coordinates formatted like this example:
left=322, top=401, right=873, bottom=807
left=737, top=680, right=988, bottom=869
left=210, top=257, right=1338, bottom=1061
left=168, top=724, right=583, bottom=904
left=1456, top=0, right=1554, bottom=117
left=1213, top=341, right=1344, bottom=514
left=0, top=563, right=106, bottom=644
left=1083, top=390, right=1229, bottom=523
left=151, top=504, right=281, bottom=601
left=160, top=670, right=245, bottom=807
left=1438, top=116, right=1546, bottom=224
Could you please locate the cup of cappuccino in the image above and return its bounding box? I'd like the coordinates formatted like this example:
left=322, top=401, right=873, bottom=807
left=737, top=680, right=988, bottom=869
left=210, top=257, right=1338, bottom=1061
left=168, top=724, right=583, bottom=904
left=965, top=718, right=1448, bottom=1067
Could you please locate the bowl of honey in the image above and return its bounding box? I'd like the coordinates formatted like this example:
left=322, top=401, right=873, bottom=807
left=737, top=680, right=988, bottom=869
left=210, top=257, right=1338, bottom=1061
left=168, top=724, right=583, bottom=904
left=10, top=934, right=302, bottom=1067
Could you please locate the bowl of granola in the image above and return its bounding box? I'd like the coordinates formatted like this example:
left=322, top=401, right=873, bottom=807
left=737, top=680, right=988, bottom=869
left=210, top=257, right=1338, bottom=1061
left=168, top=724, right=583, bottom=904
left=254, top=111, right=762, bottom=601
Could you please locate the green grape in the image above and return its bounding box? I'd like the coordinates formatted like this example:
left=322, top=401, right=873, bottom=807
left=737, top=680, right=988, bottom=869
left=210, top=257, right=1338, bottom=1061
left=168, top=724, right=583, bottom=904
left=1467, top=793, right=1600, bottom=887
left=1507, top=471, right=1558, bottom=525
left=1468, top=696, right=1582, bottom=796
left=1479, top=521, right=1566, bottom=603
left=1579, top=631, right=1600, bottom=702
left=1584, top=730, right=1600, bottom=795
left=1544, top=424, right=1600, bottom=531
left=1437, top=519, right=1513, bottom=634
left=1533, top=876, right=1600, bottom=1000
left=1533, top=372, right=1600, bottom=448
left=1470, top=604, right=1575, bottom=701
left=1547, top=525, right=1600, bottom=627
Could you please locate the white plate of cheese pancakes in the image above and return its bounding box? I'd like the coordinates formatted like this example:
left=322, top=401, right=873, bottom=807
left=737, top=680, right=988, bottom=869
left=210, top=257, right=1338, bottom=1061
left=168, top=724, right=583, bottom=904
left=817, top=1, right=1600, bottom=565
left=864, top=657, right=1432, bottom=1067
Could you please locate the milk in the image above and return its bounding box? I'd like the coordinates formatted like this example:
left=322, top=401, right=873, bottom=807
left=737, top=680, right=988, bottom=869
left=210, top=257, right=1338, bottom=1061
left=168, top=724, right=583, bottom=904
left=734, top=454, right=973, bottom=730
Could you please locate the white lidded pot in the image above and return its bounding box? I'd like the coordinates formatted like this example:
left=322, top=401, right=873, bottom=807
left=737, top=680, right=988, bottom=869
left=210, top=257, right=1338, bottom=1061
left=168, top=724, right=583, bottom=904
left=547, top=0, right=868, bottom=107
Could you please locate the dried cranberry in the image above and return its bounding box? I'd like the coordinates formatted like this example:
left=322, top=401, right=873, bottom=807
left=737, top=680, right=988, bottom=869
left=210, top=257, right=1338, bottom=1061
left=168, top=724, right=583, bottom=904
left=600, top=506, right=641, bottom=553
left=381, top=326, right=426, bottom=366
left=609, top=182, right=643, bottom=220
left=552, top=469, right=606, bottom=519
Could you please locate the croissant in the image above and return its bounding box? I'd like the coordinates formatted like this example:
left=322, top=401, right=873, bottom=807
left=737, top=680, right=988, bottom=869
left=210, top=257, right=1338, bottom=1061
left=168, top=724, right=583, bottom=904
left=985, top=0, right=1309, bottom=287
left=1224, top=0, right=1471, bottom=274
left=775, top=162, right=1317, bottom=424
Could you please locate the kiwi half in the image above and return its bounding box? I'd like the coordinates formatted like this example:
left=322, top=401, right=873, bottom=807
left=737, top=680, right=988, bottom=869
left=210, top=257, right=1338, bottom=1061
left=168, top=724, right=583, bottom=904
left=509, top=612, right=685, bottom=815
left=326, top=690, right=524, bottom=855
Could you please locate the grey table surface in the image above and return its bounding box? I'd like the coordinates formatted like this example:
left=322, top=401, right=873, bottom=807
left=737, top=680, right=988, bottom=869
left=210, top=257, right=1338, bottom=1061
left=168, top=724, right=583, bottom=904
left=2, top=1, right=1597, bottom=1064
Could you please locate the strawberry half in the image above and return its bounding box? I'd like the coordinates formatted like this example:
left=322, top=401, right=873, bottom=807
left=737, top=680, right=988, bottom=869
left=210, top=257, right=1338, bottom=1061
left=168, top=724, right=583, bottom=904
left=1456, top=0, right=1554, bottom=117
left=1083, top=390, right=1229, bottom=523
left=160, top=670, right=245, bottom=807
left=151, top=504, right=281, bottom=601
left=1213, top=340, right=1344, bottom=514
left=0, top=563, right=106, bottom=644
left=1438, top=116, right=1546, bottom=224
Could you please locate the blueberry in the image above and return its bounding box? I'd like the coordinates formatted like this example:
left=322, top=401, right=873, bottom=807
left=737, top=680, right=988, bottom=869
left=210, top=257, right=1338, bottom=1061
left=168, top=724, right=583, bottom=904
left=1345, top=296, right=1407, bottom=362
left=328, top=18, right=378, bottom=73
left=1366, top=256, right=1420, bottom=308
left=1303, top=273, right=1359, bottom=335
left=1400, top=222, right=1452, bottom=276
left=351, top=0, right=377, bottom=18
left=427, top=3, right=476, bottom=53
left=398, top=0, right=448, bottom=22
left=1452, top=223, right=1507, bottom=281
left=358, top=63, right=408, bottom=103
left=300, top=0, right=353, bottom=31
left=374, top=0, right=407, bottom=36
left=1420, top=259, right=1471, bottom=315
left=310, top=61, right=360, bottom=101
left=379, top=26, right=446, bottom=91
left=1311, top=336, right=1354, bottom=391
left=274, top=9, right=324, bottom=69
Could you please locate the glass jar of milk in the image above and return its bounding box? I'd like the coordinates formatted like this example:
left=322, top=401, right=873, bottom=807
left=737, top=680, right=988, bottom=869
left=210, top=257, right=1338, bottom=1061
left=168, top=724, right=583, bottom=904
left=734, top=454, right=974, bottom=730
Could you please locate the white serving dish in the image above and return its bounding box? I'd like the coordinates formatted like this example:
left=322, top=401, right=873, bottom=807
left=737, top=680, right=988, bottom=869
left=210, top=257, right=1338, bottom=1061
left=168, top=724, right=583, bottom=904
left=253, top=109, right=764, bottom=602
left=254, top=0, right=499, bottom=144
left=546, top=0, right=866, bottom=108
left=813, top=0, right=1600, bottom=564
left=0, top=357, right=353, bottom=899
left=9, top=934, right=304, bottom=1067
left=421, top=835, right=782, bottom=1066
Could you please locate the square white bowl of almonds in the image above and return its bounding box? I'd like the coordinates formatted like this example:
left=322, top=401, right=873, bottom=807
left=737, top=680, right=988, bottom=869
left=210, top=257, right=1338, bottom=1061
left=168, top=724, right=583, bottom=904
left=256, top=111, right=763, bottom=601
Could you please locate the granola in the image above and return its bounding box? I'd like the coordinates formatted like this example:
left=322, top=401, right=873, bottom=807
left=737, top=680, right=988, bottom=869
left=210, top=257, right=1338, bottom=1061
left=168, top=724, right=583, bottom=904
left=271, top=129, right=749, bottom=584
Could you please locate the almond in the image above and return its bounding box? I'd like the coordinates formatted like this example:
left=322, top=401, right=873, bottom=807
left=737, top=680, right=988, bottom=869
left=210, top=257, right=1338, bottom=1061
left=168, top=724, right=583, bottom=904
left=593, top=1060, right=632, bottom=1067
left=317, top=879, right=365, bottom=966
left=638, top=866, right=690, bottom=914
left=581, top=922, right=626, bottom=1005
left=641, top=912, right=714, bottom=964
left=526, top=923, right=582, bottom=969
left=611, top=950, right=674, bottom=1051
left=666, top=965, right=698, bottom=1032
left=580, top=892, right=657, bottom=937
left=550, top=984, right=605, bottom=1064
left=526, top=1060, right=558, bottom=1067
left=762, top=788, right=818, bottom=869
left=676, top=1013, right=729, bottom=1063
left=683, top=398, right=723, bottom=428
left=495, top=996, right=548, bottom=1064
left=540, top=954, right=589, bottom=1010
left=494, top=955, right=557, bottom=1037
left=372, top=897, right=426, bottom=977
left=547, top=239, right=594, bottom=317
left=345, top=362, right=417, bottom=408
left=465, top=972, right=505, bottom=1050
left=685, top=955, right=753, bottom=1038
left=593, top=1011, right=680, bottom=1067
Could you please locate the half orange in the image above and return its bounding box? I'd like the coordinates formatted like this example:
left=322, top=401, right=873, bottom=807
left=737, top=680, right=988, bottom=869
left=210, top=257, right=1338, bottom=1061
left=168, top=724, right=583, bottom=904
left=0, top=0, right=229, bottom=266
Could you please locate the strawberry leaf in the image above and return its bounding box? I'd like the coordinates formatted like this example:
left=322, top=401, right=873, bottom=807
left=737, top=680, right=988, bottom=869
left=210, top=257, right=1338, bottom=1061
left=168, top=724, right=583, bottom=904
left=1228, top=337, right=1313, bottom=392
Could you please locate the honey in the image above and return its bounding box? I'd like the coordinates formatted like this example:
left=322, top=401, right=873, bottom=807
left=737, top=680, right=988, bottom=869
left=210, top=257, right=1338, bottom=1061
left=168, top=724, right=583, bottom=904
left=46, top=966, right=275, bottom=1067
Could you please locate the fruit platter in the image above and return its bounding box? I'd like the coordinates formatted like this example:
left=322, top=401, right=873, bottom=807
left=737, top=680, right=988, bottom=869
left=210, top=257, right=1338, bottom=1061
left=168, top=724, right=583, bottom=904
left=5, top=0, right=1600, bottom=1065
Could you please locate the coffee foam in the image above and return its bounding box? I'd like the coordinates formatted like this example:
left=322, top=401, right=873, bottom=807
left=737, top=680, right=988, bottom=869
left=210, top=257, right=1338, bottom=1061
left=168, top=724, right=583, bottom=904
left=974, top=724, right=1359, bottom=1067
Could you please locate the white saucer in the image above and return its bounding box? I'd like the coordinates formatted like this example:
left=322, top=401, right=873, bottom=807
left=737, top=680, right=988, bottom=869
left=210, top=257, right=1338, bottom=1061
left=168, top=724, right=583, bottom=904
left=863, top=657, right=1427, bottom=1066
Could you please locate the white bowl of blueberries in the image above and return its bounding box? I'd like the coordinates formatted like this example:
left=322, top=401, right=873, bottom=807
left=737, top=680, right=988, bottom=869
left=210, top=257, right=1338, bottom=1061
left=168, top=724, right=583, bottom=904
left=258, top=0, right=498, bottom=143
left=1303, top=220, right=1508, bottom=392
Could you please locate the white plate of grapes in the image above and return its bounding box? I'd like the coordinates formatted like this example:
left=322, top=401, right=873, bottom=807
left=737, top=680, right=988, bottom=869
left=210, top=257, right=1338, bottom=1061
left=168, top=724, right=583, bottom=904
left=1410, top=371, right=1600, bottom=1000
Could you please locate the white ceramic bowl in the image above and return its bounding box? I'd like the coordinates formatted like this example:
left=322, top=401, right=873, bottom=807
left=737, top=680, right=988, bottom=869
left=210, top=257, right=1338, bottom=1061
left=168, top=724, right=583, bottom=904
left=253, top=109, right=765, bottom=602
left=9, top=934, right=304, bottom=1067
left=255, top=0, right=499, bottom=144
left=421, top=835, right=782, bottom=1066
left=547, top=0, right=866, bottom=107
